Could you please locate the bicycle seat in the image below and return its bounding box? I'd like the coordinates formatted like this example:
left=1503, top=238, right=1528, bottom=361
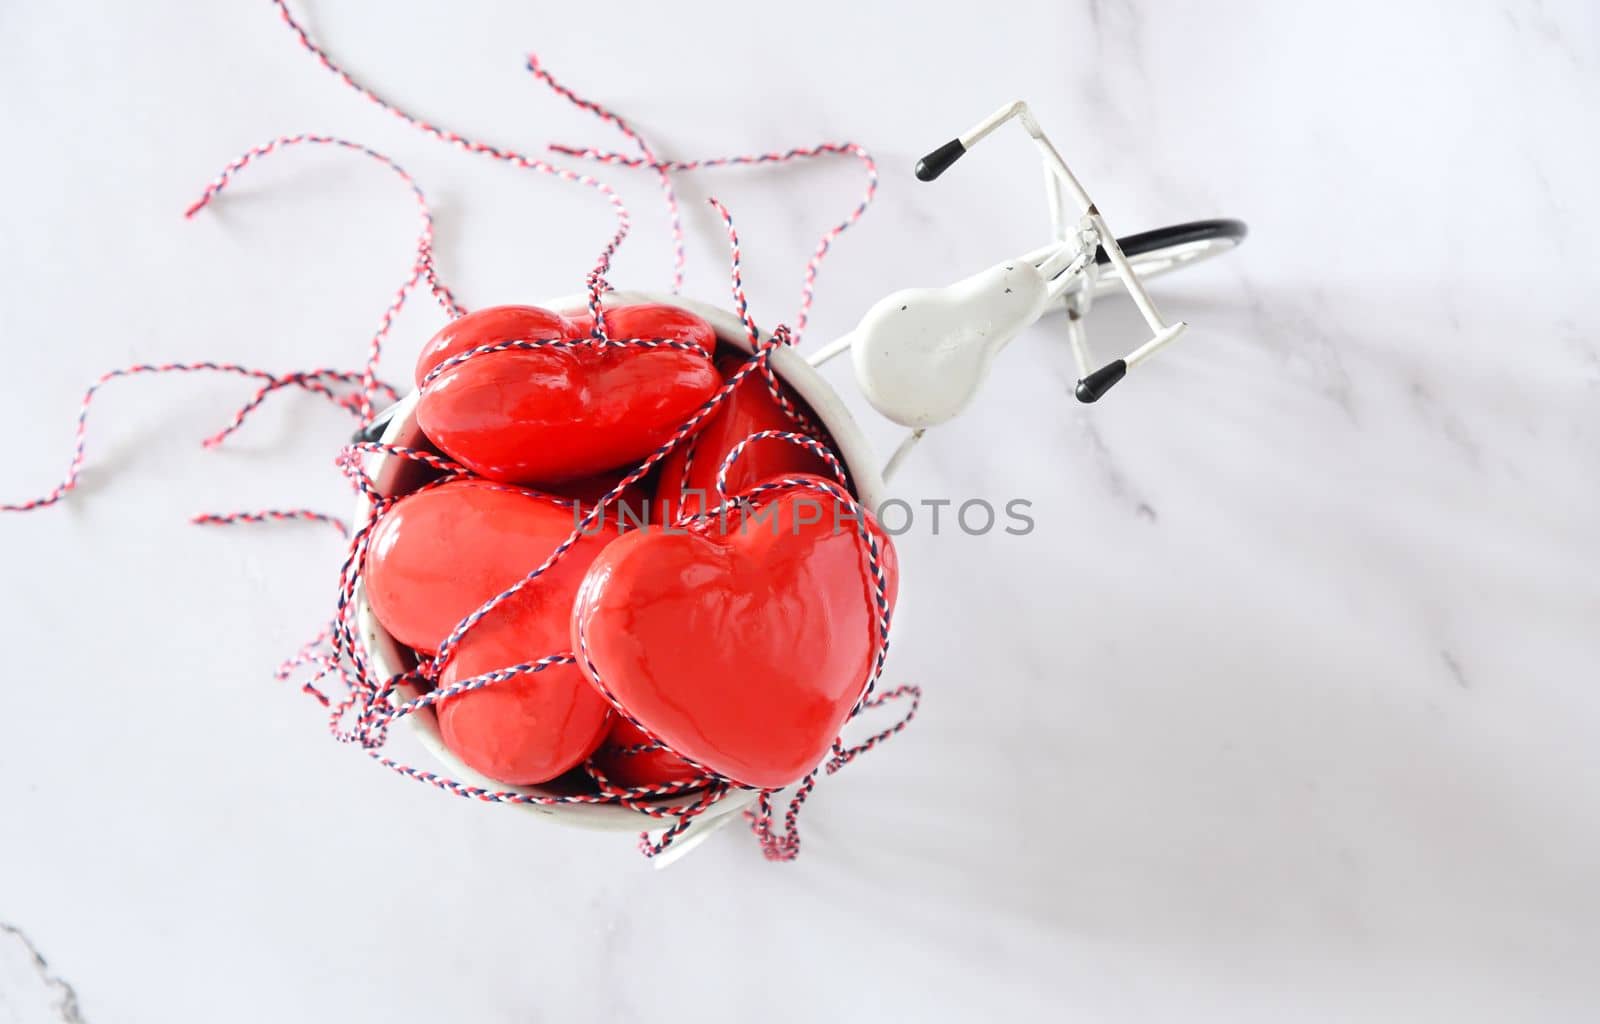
left=849, top=258, right=1052, bottom=428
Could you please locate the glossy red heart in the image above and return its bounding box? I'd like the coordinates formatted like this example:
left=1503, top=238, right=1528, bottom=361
left=364, top=478, right=621, bottom=785
left=560, top=304, right=716, bottom=356
left=435, top=598, right=613, bottom=786
left=655, top=353, right=835, bottom=520
left=415, top=304, right=570, bottom=382
left=364, top=478, right=615, bottom=654
left=590, top=716, right=707, bottom=789
left=571, top=476, right=898, bottom=789
left=415, top=304, right=719, bottom=484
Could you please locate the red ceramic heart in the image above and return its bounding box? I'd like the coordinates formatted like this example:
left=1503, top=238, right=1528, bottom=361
left=435, top=598, right=613, bottom=786
left=414, top=304, right=570, bottom=382
left=560, top=304, right=716, bottom=356
left=655, top=353, right=835, bottom=520
left=364, top=478, right=620, bottom=785
left=590, top=717, right=707, bottom=789
left=571, top=475, right=899, bottom=789
left=415, top=304, right=719, bottom=484
left=364, top=478, right=615, bottom=654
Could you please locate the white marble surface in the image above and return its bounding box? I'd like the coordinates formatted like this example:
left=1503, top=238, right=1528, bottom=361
left=3, top=1, right=1599, bottom=1021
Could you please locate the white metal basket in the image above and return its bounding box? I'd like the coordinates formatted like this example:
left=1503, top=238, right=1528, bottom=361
left=352, top=289, right=887, bottom=864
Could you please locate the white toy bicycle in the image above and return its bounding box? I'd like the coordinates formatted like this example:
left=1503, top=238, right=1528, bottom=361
left=814, top=100, right=1245, bottom=481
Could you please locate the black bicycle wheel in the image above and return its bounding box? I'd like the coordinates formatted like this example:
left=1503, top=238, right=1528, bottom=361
left=1095, top=218, right=1248, bottom=266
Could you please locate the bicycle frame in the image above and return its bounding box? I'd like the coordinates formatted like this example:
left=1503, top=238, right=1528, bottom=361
left=810, top=101, right=1199, bottom=481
